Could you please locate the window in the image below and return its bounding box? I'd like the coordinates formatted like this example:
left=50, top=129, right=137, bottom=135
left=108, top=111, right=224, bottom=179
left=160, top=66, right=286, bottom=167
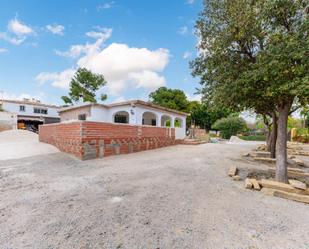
left=78, top=114, right=86, bottom=120
left=33, top=107, right=48, bottom=114
left=19, top=105, right=25, bottom=112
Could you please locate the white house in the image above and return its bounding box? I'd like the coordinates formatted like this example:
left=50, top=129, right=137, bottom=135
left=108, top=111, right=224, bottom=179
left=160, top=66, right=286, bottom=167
left=60, top=100, right=188, bottom=139
left=1, top=98, right=60, bottom=131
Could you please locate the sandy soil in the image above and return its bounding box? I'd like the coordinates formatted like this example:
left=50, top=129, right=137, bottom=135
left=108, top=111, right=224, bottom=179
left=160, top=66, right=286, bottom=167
left=0, top=130, right=59, bottom=160
left=0, top=142, right=308, bottom=249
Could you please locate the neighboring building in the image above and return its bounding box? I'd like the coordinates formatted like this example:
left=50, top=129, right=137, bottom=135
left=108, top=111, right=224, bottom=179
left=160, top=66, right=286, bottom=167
left=59, top=100, right=188, bottom=139
left=0, top=111, right=17, bottom=131
left=0, top=98, right=60, bottom=131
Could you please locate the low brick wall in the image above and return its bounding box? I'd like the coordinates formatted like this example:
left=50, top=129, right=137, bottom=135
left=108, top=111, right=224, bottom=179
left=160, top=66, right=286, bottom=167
left=39, top=121, right=177, bottom=160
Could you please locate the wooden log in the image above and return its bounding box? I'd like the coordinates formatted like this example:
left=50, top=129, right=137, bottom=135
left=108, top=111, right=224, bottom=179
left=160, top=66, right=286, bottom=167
left=228, top=166, right=237, bottom=177
left=273, top=190, right=309, bottom=204
left=288, top=179, right=307, bottom=190
left=259, top=179, right=308, bottom=195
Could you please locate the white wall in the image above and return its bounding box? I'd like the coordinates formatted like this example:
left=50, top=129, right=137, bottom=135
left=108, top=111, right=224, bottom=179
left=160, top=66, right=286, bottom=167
left=88, top=106, right=108, bottom=122
left=0, top=111, right=17, bottom=130
left=2, top=102, right=59, bottom=118
left=84, top=104, right=187, bottom=139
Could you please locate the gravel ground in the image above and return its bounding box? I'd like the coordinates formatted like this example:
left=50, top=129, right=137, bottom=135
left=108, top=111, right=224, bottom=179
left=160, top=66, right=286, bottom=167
left=0, top=142, right=308, bottom=249
left=0, top=130, right=59, bottom=160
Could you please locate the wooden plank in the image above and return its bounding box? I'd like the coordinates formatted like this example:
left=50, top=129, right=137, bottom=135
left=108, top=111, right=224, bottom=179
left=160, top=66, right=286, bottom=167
left=288, top=179, right=307, bottom=190
left=253, top=157, right=276, bottom=163
left=292, top=158, right=305, bottom=167
left=273, top=190, right=309, bottom=204
left=245, top=178, right=252, bottom=189
left=250, top=178, right=261, bottom=190
left=267, top=168, right=309, bottom=177
left=259, top=179, right=308, bottom=195
left=228, top=166, right=237, bottom=177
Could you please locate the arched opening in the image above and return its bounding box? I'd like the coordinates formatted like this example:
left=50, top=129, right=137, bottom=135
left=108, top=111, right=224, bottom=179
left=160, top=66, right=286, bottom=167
left=161, top=115, right=172, bottom=127
left=113, top=111, right=129, bottom=124
left=174, top=117, right=183, bottom=128
left=142, top=112, right=157, bottom=126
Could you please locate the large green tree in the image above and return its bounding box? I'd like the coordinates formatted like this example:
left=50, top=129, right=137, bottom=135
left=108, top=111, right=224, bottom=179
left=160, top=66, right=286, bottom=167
left=62, top=68, right=108, bottom=105
left=191, top=0, right=309, bottom=182
left=149, top=87, right=189, bottom=112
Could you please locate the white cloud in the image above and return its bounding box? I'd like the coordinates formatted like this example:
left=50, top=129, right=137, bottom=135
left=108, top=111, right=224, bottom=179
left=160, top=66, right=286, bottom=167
left=183, top=51, right=192, bottom=59
left=76, top=43, right=169, bottom=95
left=186, top=0, right=194, bottom=4
left=1, top=91, right=43, bottom=102
left=0, top=17, right=34, bottom=45
left=186, top=93, right=201, bottom=102
left=55, top=28, right=112, bottom=58
left=128, top=70, right=165, bottom=90
left=178, top=26, right=188, bottom=35
left=0, top=32, right=25, bottom=45
left=0, top=48, right=8, bottom=53
left=8, top=18, right=33, bottom=35
left=46, top=24, right=65, bottom=35
left=35, top=69, right=75, bottom=90
left=37, top=28, right=169, bottom=96
left=97, top=1, right=115, bottom=10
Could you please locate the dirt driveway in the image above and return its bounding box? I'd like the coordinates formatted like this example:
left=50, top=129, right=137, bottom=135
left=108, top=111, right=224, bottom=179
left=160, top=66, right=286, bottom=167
left=0, top=130, right=59, bottom=160
left=0, top=142, right=308, bottom=249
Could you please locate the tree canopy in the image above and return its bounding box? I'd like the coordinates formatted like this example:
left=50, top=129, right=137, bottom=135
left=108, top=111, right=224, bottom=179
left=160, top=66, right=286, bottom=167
left=149, top=87, right=189, bottom=112
left=62, top=68, right=107, bottom=105
left=191, top=0, right=309, bottom=182
left=149, top=87, right=232, bottom=130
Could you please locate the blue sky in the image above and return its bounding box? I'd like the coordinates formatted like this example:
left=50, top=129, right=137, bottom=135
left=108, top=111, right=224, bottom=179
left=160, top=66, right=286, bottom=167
left=0, top=0, right=202, bottom=105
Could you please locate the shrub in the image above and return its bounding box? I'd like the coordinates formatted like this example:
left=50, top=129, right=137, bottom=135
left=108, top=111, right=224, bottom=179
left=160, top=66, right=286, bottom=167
left=212, top=116, right=247, bottom=139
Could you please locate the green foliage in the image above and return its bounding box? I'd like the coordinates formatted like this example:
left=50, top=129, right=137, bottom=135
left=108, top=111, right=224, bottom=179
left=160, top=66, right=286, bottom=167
left=62, top=68, right=107, bottom=104
left=287, top=117, right=303, bottom=130
left=212, top=116, right=247, bottom=139
left=189, top=102, right=232, bottom=130
left=0, top=104, right=3, bottom=112
left=149, top=87, right=233, bottom=130
left=191, top=0, right=309, bottom=116
left=149, top=87, right=189, bottom=112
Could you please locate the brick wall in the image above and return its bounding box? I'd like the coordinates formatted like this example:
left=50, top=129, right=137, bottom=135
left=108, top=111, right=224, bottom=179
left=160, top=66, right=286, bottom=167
left=39, top=121, right=177, bottom=160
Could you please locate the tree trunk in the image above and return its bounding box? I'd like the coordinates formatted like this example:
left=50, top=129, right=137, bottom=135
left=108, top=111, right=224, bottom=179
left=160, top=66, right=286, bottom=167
left=270, top=113, right=277, bottom=158
left=275, top=102, right=291, bottom=183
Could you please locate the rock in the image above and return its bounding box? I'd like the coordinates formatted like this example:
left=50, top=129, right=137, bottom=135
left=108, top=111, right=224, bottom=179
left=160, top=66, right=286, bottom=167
left=273, top=190, right=309, bottom=204
left=250, top=179, right=261, bottom=190
left=288, top=179, right=307, bottom=190
left=245, top=178, right=252, bottom=189
left=232, top=175, right=241, bottom=181
left=228, top=166, right=237, bottom=177
left=259, top=179, right=307, bottom=195
left=288, top=155, right=296, bottom=159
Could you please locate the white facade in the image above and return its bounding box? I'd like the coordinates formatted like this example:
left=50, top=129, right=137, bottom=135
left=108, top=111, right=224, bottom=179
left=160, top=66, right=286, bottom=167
left=0, top=111, right=17, bottom=130
left=2, top=100, right=59, bottom=119
left=60, top=100, right=188, bottom=139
